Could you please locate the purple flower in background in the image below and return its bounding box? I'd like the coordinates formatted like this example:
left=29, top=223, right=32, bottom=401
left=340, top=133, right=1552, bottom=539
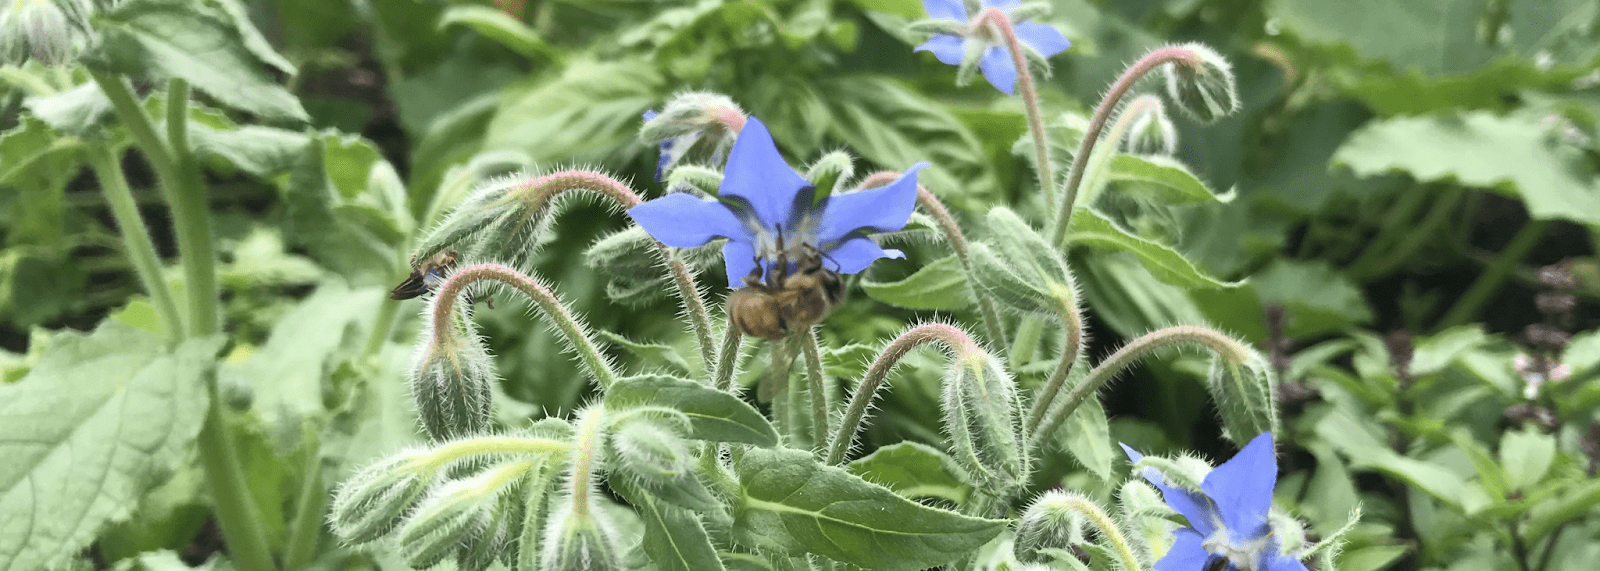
left=629, top=117, right=927, bottom=287
left=914, top=0, right=1071, bottom=95
left=1121, top=433, right=1309, bottom=571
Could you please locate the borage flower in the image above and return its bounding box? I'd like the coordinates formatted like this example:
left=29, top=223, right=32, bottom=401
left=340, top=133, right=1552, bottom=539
left=914, top=0, right=1071, bottom=95
left=628, top=116, right=926, bottom=288
left=1120, top=433, right=1308, bottom=571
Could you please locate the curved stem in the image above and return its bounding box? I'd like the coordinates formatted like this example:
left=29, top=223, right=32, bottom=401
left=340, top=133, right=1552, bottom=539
left=827, top=323, right=981, bottom=464
left=568, top=407, right=606, bottom=517
left=87, top=145, right=184, bottom=341
left=164, top=78, right=219, bottom=336
left=197, top=383, right=279, bottom=571
left=857, top=172, right=1007, bottom=348
left=418, top=436, right=570, bottom=471
left=1029, top=325, right=1249, bottom=451
left=977, top=8, right=1055, bottom=219
left=801, top=329, right=832, bottom=453
left=1068, top=95, right=1161, bottom=212
left=659, top=247, right=718, bottom=371
left=1057, top=495, right=1145, bottom=571
left=1435, top=219, right=1549, bottom=329
left=1050, top=47, right=1201, bottom=245
left=713, top=316, right=744, bottom=391
left=432, top=263, right=618, bottom=388
left=1024, top=303, right=1084, bottom=435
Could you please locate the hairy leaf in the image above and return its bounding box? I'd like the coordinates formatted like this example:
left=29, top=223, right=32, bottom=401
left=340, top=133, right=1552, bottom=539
left=607, top=375, right=779, bottom=447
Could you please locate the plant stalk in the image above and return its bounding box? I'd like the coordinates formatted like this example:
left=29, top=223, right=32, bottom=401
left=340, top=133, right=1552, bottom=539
left=87, top=146, right=183, bottom=341
left=431, top=263, right=618, bottom=388
left=978, top=8, right=1055, bottom=219
left=164, top=78, right=220, bottom=336
left=828, top=323, right=980, bottom=464
left=1436, top=219, right=1549, bottom=329
left=197, top=382, right=279, bottom=571
left=801, top=329, right=832, bottom=453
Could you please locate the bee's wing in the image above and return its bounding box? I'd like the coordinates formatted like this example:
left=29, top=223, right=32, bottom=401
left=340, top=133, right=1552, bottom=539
left=388, top=271, right=429, bottom=300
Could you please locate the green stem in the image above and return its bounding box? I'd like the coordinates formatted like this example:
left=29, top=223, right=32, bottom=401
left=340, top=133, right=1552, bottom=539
left=197, top=383, right=279, bottom=571
left=976, top=8, right=1055, bottom=219
left=164, top=78, right=220, bottom=336
left=660, top=248, right=718, bottom=374
left=87, top=145, right=183, bottom=341
left=89, top=72, right=178, bottom=189
left=801, top=330, right=831, bottom=454
left=1345, top=187, right=1432, bottom=279
left=361, top=297, right=402, bottom=358
left=785, top=335, right=808, bottom=448
left=1029, top=325, right=1249, bottom=451
left=569, top=407, right=606, bottom=517
left=1067, top=95, right=1161, bottom=213
left=432, top=263, right=618, bottom=388
left=1057, top=495, right=1145, bottom=571
left=1009, top=317, right=1044, bottom=368
left=828, top=323, right=980, bottom=464
left=713, top=317, right=744, bottom=391
left=282, top=429, right=324, bottom=570
left=1050, top=47, right=1202, bottom=245
left=1023, top=303, right=1083, bottom=436
left=1435, top=219, right=1549, bottom=329
left=419, top=436, right=570, bottom=471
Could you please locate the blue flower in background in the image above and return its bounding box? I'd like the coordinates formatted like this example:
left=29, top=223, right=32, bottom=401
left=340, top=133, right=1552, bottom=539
left=629, top=116, right=927, bottom=287
left=915, top=0, right=1071, bottom=95
left=1121, top=433, right=1309, bottom=571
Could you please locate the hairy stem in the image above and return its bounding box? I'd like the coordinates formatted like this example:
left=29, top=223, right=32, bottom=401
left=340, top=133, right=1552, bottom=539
left=828, top=323, right=982, bottom=464
left=1024, top=303, right=1084, bottom=436
left=1029, top=325, right=1250, bottom=451
left=432, top=263, right=618, bottom=388
left=1051, top=47, right=1202, bottom=244
left=801, top=329, right=832, bottom=454
left=87, top=146, right=183, bottom=341
left=1068, top=95, right=1161, bottom=211
left=713, top=316, right=744, bottom=391
left=282, top=429, right=324, bottom=570
left=1058, top=495, right=1144, bottom=571
left=977, top=8, right=1055, bottom=219
left=419, top=436, right=570, bottom=471
left=569, top=408, right=606, bottom=517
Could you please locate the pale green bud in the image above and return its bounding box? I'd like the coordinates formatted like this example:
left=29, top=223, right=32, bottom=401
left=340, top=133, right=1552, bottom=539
left=410, top=323, right=496, bottom=441
left=805, top=150, right=855, bottom=204
left=328, top=452, right=434, bottom=545
left=1013, top=490, right=1085, bottom=563
left=941, top=350, right=1028, bottom=498
left=540, top=500, right=623, bottom=571
left=398, top=461, right=531, bottom=569
left=608, top=413, right=718, bottom=511
left=583, top=225, right=719, bottom=306
left=971, top=207, right=1077, bottom=316
left=1124, top=99, right=1178, bottom=156
left=0, top=0, right=93, bottom=66
left=1207, top=347, right=1280, bottom=446
left=1162, top=43, right=1240, bottom=124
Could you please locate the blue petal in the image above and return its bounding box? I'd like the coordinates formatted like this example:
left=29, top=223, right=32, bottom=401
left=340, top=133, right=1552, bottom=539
left=1119, top=443, right=1221, bottom=537
left=827, top=237, right=901, bottom=275
left=629, top=193, right=752, bottom=248
left=1153, top=528, right=1212, bottom=571
left=717, top=117, right=810, bottom=235
left=814, top=163, right=927, bottom=248
left=1202, top=432, right=1278, bottom=542
left=985, top=0, right=1023, bottom=11
left=1263, top=549, right=1311, bottom=571
left=723, top=241, right=758, bottom=288
left=915, top=35, right=967, bottom=66
left=1014, top=22, right=1071, bottom=57
left=923, top=0, right=967, bottom=21
left=978, top=45, right=1017, bottom=95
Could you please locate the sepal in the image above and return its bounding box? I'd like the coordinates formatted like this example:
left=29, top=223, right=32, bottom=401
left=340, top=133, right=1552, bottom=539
left=970, top=207, right=1077, bottom=317
left=327, top=451, right=435, bottom=544
left=941, top=350, right=1028, bottom=498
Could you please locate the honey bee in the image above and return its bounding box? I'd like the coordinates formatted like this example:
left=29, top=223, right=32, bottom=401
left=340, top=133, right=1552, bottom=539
left=389, top=250, right=495, bottom=309
left=727, top=243, right=845, bottom=339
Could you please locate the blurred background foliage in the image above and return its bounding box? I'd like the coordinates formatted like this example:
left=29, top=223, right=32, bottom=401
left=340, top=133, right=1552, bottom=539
left=1, top=0, right=1599, bottom=569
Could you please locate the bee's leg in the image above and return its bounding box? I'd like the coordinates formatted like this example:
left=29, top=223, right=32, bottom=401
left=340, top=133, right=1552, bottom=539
left=742, top=259, right=766, bottom=288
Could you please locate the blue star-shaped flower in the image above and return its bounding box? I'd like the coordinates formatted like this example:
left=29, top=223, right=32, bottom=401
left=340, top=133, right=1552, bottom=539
left=1120, top=433, right=1309, bottom=571
left=914, top=0, right=1072, bottom=95
left=628, top=116, right=927, bottom=287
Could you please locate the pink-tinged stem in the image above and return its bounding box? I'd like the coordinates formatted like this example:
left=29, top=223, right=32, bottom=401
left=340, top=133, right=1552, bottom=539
left=432, top=263, right=617, bottom=389
left=977, top=8, right=1056, bottom=220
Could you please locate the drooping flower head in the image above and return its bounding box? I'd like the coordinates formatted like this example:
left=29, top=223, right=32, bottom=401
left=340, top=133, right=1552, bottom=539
left=629, top=116, right=927, bottom=288
left=1120, top=433, right=1309, bottom=571
left=914, top=0, right=1071, bottom=95
left=639, top=92, right=746, bottom=181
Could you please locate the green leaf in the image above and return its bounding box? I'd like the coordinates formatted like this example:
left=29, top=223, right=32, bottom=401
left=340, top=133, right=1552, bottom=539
left=971, top=207, right=1076, bottom=315
left=733, top=448, right=1005, bottom=571
left=91, top=0, right=307, bottom=121
left=607, top=375, right=779, bottom=447
left=845, top=442, right=971, bottom=504
left=1313, top=408, right=1467, bottom=507
left=861, top=254, right=974, bottom=310
left=1333, top=111, right=1600, bottom=224
left=611, top=477, right=727, bottom=571
left=1052, top=396, right=1116, bottom=482
left=595, top=331, right=695, bottom=377
left=439, top=5, right=560, bottom=62
left=1252, top=260, right=1373, bottom=337
left=486, top=58, right=661, bottom=164
left=23, top=83, right=111, bottom=136
left=1106, top=154, right=1223, bottom=205
left=1067, top=209, right=1238, bottom=289
left=0, top=116, right=82, bottom=185
left=820, top=343, right=878, bottom=381
left=190, top=124, right=310, bottom=179
left=823, top=76, right=998, bottom=202
left=1500, top=428, right=1556, bottom=491
left=0, top=321, right=221, bottom=571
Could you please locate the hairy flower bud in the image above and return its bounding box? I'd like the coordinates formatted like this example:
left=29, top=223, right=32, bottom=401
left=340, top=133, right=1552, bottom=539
left=1162, top=43, right=1240, bottom=124
left=941, top=350, right=1028, bottom=499
left=1013, top=490, right=1085, bottom=563
left=805, top=150, right=855, bottom=203
left=398, top=461, right=532, bottom=569
left=608, top=412, right=718, bottom=511
left=0, top=0, right=92, bottom=66
left=1207, top=347, right=1280, bottom=446
left=639, top=92, right=745, bottom=180
left=1124, top=98, right=1178, bottom=156
left=328, top=452, right=434, bottom=545
left=410, top=320, right=496, bottom=441
left=583, top=225, right=718, bottom=306
left=971, top=207, right=1077, bottom=317
left=540, top=500, right=623, bottom=571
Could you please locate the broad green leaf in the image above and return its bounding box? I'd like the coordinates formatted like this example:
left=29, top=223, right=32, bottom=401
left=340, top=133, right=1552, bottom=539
left=91, top=0, right=308, bottom=121
left=733, top=448, right=1005, bottom=571
left=820, top=343, right=877, bottom=381
left=846, top=442, right=971, bottom=504
left=861, top=254, right=973, bottom=310
left=213, top=0, right=296, bottom=76
left=1500, top=428, right=1556, bottom=491
left=1067, top=209, right=1237, bottom=289
left=282, top=133, right=401, bottom=278
left=1053, top=394, right=1116, bottom=482
left=0, top=321, right=221, bottom=571
left=1106, top=154, right=1222, bottom=205
left=596, top=331, right=696, bottom=376
left=607, top=375, right=779, bottom=447
left=0, top=116, right=81, bottom=185
left=1313, top=408, right=1467, bottom=507
left=611, top=477, right=727, bottom=571
left=22, top=83, right=111, bottom=136
left=190, top=124, right=310, bottom=179
left=1252, top=259, right=1373, bottom=337
left=1524, top=479, right=1600, bottom=541
left=1333, top=112, right=1600, bottom=224
left=439, top=5, right=560, bottom=62
left=486, top=58, right=661, bottom=164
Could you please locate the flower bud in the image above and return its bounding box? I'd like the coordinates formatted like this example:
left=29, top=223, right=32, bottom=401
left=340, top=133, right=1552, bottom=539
left=1124, top=99, right=1178, bottom=156
left=584, top=225, right=722, bottom=306
left=410, top=323, right=496, bottom=441
left=1162, top=43, right=1240, bottom=124
left=328, top=452, right=434, bottom=545
left=398, top=461, right=531, bottom=569
left=455, top=490, right=522, bottom=571
left=1206, top=347, right=1280, bottom=446
left=0, top=0, right=92, bottom=66
left=540, top=500, right=623, bottom=571
left=1013, top=490, right=1085, bottom=563
left=640, top=92, right=745, bottom=181
left=941, top=350, right=1028, bottom=498
left=608, top=412, right=718, bottom=511
left=970, top=207, right=1077, bottom=317
left=805, top=150, right=855, bottom=203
